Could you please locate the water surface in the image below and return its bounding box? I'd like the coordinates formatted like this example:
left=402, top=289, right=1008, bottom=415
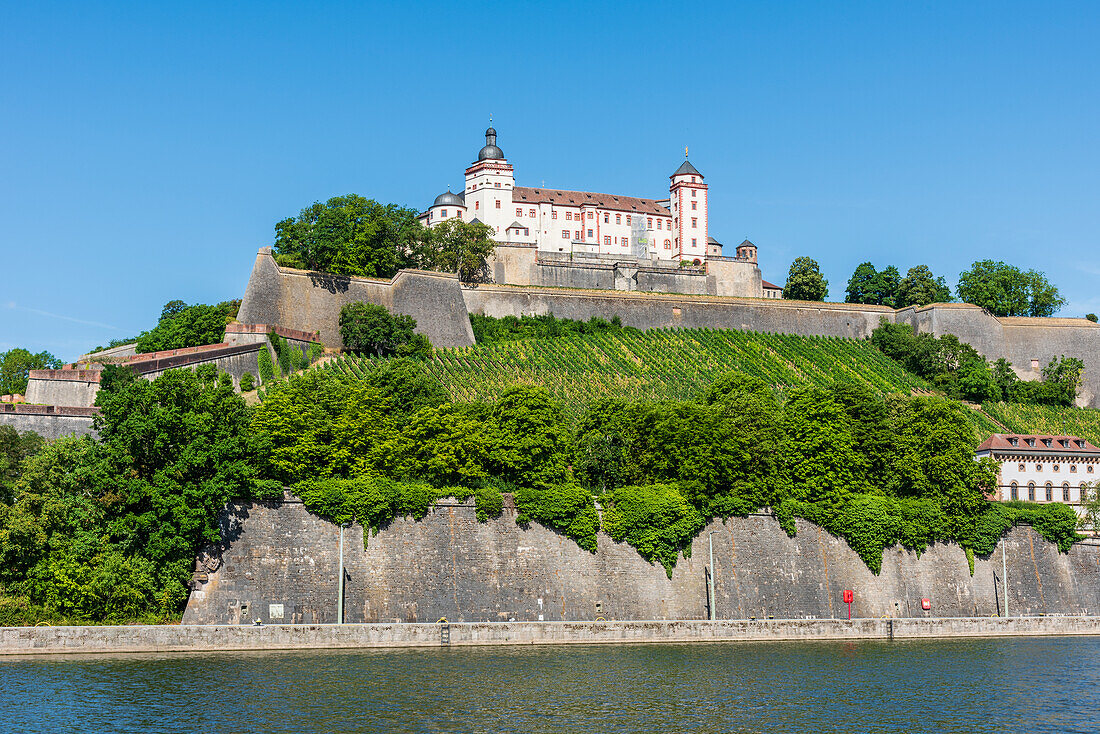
left=1, top=637, right=1096, bottom=733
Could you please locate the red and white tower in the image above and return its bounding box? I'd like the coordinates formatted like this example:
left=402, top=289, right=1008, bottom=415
left=462, top=122, right=515, bottom=238
left=669, top=152, right=708, bottom=263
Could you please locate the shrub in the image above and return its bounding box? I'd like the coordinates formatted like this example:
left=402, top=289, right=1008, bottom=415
left=340, top=302, right=431, bottom=359
left=602, top=483, right=705, bottom=576
left=239, top=372, right=255, bottom=392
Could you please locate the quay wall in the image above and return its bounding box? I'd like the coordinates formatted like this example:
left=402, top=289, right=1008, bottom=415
left=6, top=617, right=1100, bottom=656
left=182, top=495, right=1100, bottom=627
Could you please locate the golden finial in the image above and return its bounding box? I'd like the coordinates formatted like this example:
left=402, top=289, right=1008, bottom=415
left=685, top=146, right=689, bottom=159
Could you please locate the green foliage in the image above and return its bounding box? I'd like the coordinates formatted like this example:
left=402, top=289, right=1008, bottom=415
left=470, top=313, right=631, bottom=345
left=257, top=347, right=276, bottom=383
left=981, top=402, right=1100, bottom=448
left=340, top=302, right=431, bottom=359
left=272, top=195, right=423, bottom=278
left=418, top=218, right=496, bottom=283
left=134, top=300, right=238, bottom=354
left=871, top=319, right=1077, bottom=406
left=513, top=483, right=600, bottom=552
left=1078, top=483, right=1100, bottom=533
left=0, top=348, right=61, bottom=396
left=1087, top=313, right=1098, bottom=323
left=896, top=265, right=953, bottom=307
left=488, top=386, right=569, bottom=487
left=0, top=367, right=278, bottom=622
left=602, top=483, right=705, bottom=576
left=238, top=372, right=255, bottom=392
left=956, top=260, right=1066, bottom=317
left=782, top=256, right=828, bottom=301
left=0, top=427, right=45, bottom=504
left=845, top=262, right=900, bottom=307
left=323, top=327, right=929, bottom=421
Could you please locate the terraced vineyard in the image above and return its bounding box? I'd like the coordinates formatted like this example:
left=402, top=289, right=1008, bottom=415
left=981, top=402, right=1100, bottom=446
left=322, top=328, right=931, bottom=418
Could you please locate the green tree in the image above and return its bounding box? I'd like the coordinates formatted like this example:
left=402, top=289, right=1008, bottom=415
left=0, top=349, right=61, bottom=396
left=420, top=218, right=496, bottom=283
left=845, top=262, right=879, bottom=304
left=1079, top=482, right=1100, bottom=532
left=489, top=385, right=569, bottom=487
left=874, top=266, right=902, bottom=308
left=896, top=265, right=952, bottom=307
left=782, top=257, right=828, bottom=301
left=1086, top=313, right=1098, bottom=323
left=134, top=301, right=237, bottom=353
left=272, top=195, right=423, bottom=278
left=339, top=302, right=431, bottom=358
left=956, top=260, right=1066, bottom=317
left=779, top=388, right=868, bottom=504
left=0, top=427, right=45, bottom=504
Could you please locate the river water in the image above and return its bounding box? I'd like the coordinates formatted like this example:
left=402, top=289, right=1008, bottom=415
left=1, top=637, right=1097, bottom=733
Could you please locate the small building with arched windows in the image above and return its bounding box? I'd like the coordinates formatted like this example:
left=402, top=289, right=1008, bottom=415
left=976, top=433, right=1100, bottom=526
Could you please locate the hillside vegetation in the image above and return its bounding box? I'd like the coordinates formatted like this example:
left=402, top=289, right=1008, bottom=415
left=323, top=327, right=931, bottom=419
left=982, top=402, right=1100, bottom=445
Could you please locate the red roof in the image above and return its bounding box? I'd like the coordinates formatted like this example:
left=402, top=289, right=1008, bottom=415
left=975, top=433, right=1100, bottom=455
left=512, top=186, right=671, bottom=216
left=762, top=280, right=780, bottom=290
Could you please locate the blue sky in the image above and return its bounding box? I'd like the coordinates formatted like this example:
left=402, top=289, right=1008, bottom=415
left=2, top=1, right=1098, bottom=361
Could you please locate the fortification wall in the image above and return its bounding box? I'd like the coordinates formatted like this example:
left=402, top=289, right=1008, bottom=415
left=0, top=406, right=97, bottom=440
left=182, top=495, right=1100, bottom=625
left=25, top=370, right=100, bottom=407
left=462, top=285, right=893, bottom=339
left=237, top=249, right=474, bottom=349
left=1000, top=318, right=1100, bottom=407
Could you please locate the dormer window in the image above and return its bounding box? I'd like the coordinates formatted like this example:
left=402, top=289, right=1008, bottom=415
left=1077, top=440, right=1086, bottom=449
left=1060, top=439, right=1070, bottom=448
left=1043, top=439, right=1053, bottom=448
left=1026, top=439, right=1036, bottom=447
left=1009, top=437, right=1019, bottom=446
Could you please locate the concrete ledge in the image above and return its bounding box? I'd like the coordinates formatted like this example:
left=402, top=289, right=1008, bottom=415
left=5, top=616, right=1100, bottom=656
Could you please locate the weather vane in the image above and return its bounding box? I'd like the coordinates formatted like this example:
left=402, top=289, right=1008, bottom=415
left=685, top=146, right=689, bottom=159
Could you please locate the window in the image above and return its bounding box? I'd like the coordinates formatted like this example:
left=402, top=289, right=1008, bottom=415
left=691, top=201, right=697, bottom=211
left=587, top=229, right=593, bottom=238
left=1083, top=483, right=1090, bottom=501
left=1064, top=483, right=1071, bottom=501
left=664, top=239, right=671, bottom=249
left=604, top=236, right=611, bottom=245
left=621, top=237, right=628, bottom=247
left=691, top=176, right=696, bottom=183
left=1089, top=465, right=1095, bottom=473
left=475, top=201, right=479, bottom=210
left=587, top=212, right=593, bottom=219
left=1045, top=482, right=1053, bottom=502
left=495, top=200, right=501, bottom=209
left=441, top=209, right=447, bottom=217
left=657, top=220, right=663, bottom=230
left=1018, top=463, right=1026, bottom=471
left=1028, top=482, right=1036, bottom=501
left=1010, top=482, right=1018, bottom=501
left=1077, top=440, right=1086, bottom=448
left=1054, top=465, right=1061, bottom=472
left=691, top=218, right=697, bottom=228
left=691, top=189, right=697, bottom=197
left=516, top=208, right=523, bottom=217
left=524, top=228, right=529, bottom=235
left=552, top=211, right=557, bottom=219
left=575, top=230, right=581, bottom=240
left=613, top=237, right=617, bottom=245
left=1071, top=465, right=1078, bottom=473
left=615, top=214, right=621, bottom=224
left=1026, top=438, right=1036, bottom=447
left=530, top=209, right=536, bottom=217
left=494, top=182, right=500, bottom=188
left=561, top=230, right=569, bottom=239
left=457, top=211, right=462, bottom=219
left=648, top=218, right=653, bottom=228
left=626, top=215, right=631, bottom=224
left=1060, top=439, right=1070, bottom=448
left=1036, top=464, right=1042, bottom=472
left=692, top=238, right=697, bottom=246
left=1043, top=438, right=1053, bottom=447
left=604, top=214, right=609, bottom=223
left=1009, top=437, right=1019, bottom=446
left=566, top=212, right=572, bottom=220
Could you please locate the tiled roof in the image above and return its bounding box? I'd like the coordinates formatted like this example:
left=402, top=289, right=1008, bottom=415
left=976, top=433, right=1100, bottom=455
left=762, top=280, right=781, bottom=290
left=672, top=160, right=702, bottom=177
left=512, top=187, right=671, bottom=216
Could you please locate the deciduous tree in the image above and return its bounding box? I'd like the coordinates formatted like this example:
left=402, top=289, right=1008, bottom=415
left=782, top=257, right=828, bottom=301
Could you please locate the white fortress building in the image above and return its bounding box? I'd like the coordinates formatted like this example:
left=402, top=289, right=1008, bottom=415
left=976, top=433, right=1100, bottom=526
left=419, top=124, right=767, bottom=297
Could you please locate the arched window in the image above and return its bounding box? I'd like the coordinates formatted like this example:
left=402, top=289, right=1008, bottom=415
left=1028, top=482, right=1036, bottom=501
left=1082, top=483, right=1091, bottom=502
left=1010, top=482, right=1019, bottom=501
left=1045, top=482, right=1053, bottom=502
left=1064, top=483, right=1071, bottom=502
left=1018, top=463, right=1026, bottom=471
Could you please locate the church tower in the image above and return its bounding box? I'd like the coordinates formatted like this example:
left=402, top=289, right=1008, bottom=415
left=669, top=152, right=708, bottom=263
left=463, top=122, right=515, bottom=238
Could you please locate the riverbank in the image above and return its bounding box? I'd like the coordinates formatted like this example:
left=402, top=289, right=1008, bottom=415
left=4, top=616, right=1100, bottom=655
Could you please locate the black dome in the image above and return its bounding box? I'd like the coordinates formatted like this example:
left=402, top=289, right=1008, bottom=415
left=433, top=191, right=464, bottom=207
left=478, top=144, right=504, bottom=161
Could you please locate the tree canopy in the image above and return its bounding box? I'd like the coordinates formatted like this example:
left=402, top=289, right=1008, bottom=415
left=339, top=303, right=431, bottom=359
left=134, top=300, right=240, bottom=354
left=845, top=262, right=950, bottom=307
left=783, top=257, right=828, bottom=301
left=417, top=218, right=496, bottom=283
left=896, top=265, right=953, bottom=307
left=956, top=260, right=1065, bottom=317
left=0, top=349, right=61, bottom=396
left=272, top=195, right=423, bottom=278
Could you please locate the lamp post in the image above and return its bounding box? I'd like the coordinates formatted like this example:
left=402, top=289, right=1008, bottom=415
left=337, top=523, right=347, bottom=625
left=1002, top=535, right=1009, bottom=618
left=708, top=531, right=717, bottom=621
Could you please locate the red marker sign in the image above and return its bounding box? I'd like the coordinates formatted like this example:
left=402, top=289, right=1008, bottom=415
left=843, top=590, right=853, bottom=620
